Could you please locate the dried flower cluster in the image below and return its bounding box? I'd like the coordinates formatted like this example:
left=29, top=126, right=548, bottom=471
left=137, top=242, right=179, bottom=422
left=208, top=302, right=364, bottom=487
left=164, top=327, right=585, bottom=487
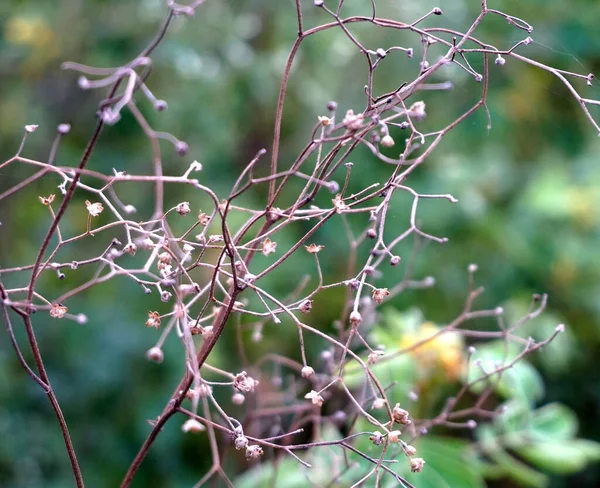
left=0, top=1, right=595, bottom=487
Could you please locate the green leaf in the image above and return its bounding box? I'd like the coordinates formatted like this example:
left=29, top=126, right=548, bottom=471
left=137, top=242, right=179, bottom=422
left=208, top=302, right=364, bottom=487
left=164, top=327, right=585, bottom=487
left=342, top=352, right=415, bottom=391
left=235, top=457, right=309, bottom=488
left=516, top=442, right=587, bottom=474
left=400, top=436, right=486, bottom=488
left=478, top=425, right=549, bottom=488
left=468, top=343, right=544, bottom=405
left=528, top=403, right=578, bottom=442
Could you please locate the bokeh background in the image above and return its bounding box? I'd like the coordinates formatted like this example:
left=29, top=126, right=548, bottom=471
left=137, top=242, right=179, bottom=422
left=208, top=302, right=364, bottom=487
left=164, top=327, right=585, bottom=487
left=1, top=0, right=600, bottom=487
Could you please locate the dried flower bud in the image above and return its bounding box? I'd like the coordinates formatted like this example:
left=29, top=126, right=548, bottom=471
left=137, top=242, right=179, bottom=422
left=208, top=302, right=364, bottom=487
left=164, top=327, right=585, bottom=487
left=182, top=419, right=205, bottom=434
left=176, top=201, right=191, bottom=216
left=327, top=101, right=337, bottom=111
left=380, top=134, right=395, bottom=147
left=392, top=403, right=411, bottom=425
left=408, top=101, right=426, bottom=121
left=299, top=299, right=313, bottom=313
left=405, top=445, right=417, bottom=456
left=39, top=194, right=55, bottom=206
left=318, top=115, right=331, bottom=126
left=232, top=392, right=245, bottom=405
left=235, top=436, right=249, bottom=450
left=390, top=255, right=401, bottom=266
left=301, top=366, right=315, bottom=378
left=50, top=304, right=68, bottom=318
left=346, top=279, right=359, bottom=290
left=368, top=350, right=385, bottom=364
left=332, top=194, right=350, bottom=212
left=388, top=430, right=402, bottom=442
left=85, top=200, right=104, bottom=217
left=154, top=100, right=168, bottom=111
left=25, top=124, right=39, bottom=133
left=145, top=311, right=161, bottom=329
left=175, top=141, right=189, bottom=156
left=410, top=457, right=426, bottom=473
left=495, top=55, right=506, bottom=66
left=304, top=390, right=324, bottom=406
left=372, top=398, right=386, bottom=410
left=201, top=325, right=214, bottom=339
left=366, top=228, right=377, bottom=239
left=57, top=123, right=71, bottom=134
left=101, top=108, right=121, bottom=125
left=146, top=347, right=164, bottom=363
left=123, top=243, right=137, bottom=256
left=158, top=251, right=172, bottom=270
left=369, top=431, right=384, bottom=445
left=372, top=288, right=390, bottom=304
left=261, top=238, right=277, bottom=256
left=197, top=211, right=210, bottom=226
left=433, top=7, right=443, bottom=15
left=305, top=243, right=324, bottom=254
left=349, top=310, right=362, bottom=327
left=245, top=445, right=263, bottom=460
left=343, top=109, right=364, bottom=130
left=234, top=371, right=259, bottom=393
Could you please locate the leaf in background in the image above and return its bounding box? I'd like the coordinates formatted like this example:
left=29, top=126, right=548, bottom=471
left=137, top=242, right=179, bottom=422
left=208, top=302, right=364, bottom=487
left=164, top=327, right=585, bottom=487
left=516, top=440, right=600, bottom=475
left=400, top=436, right=486, bottom=488
left=528, top=403, right=578, bottom=442
left=478, top=424, right=549, bottom=488
left=468, top=342, right=544, bottom=405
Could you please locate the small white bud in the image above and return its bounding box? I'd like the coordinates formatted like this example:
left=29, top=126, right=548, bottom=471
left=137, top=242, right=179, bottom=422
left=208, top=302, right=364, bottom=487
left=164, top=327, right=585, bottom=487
left=301, top=366, right=315, bottom=378
left=146, top=347, right=164, bottom=364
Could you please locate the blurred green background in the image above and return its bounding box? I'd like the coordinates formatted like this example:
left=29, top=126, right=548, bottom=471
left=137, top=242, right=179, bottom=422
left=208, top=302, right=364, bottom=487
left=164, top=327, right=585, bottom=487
left=1, top=0, right=600, bottom=486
